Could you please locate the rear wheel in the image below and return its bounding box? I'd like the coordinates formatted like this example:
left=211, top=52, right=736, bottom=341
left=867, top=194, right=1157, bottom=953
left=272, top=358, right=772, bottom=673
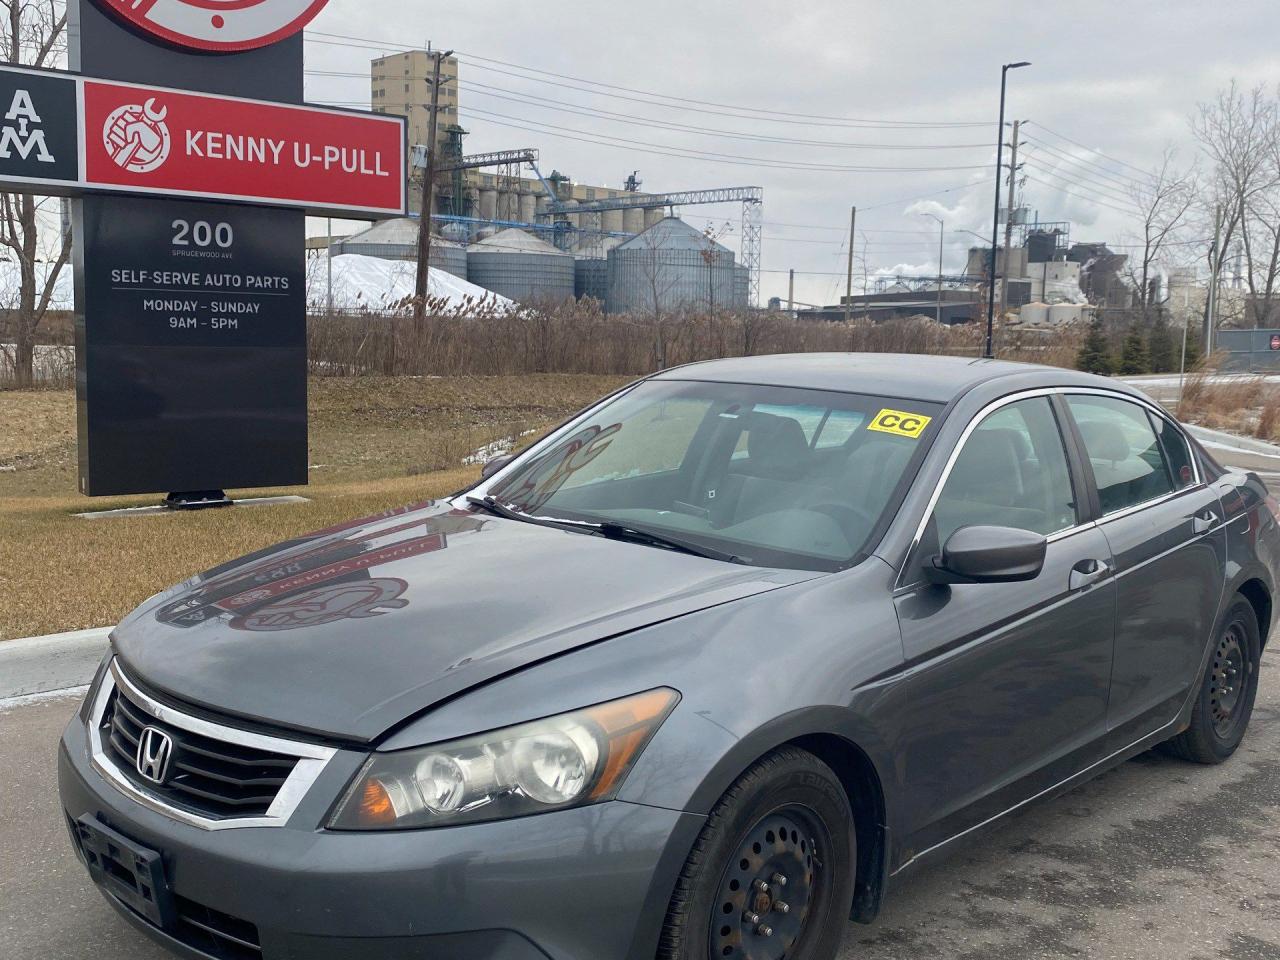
left=1164, top=597, right=1261, bottom=764
left=658, top=747, right=855, bottom=960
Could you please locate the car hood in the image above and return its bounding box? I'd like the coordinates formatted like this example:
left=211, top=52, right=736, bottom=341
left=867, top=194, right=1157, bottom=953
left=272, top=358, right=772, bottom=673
left=112, top=500, right=813, bottom=742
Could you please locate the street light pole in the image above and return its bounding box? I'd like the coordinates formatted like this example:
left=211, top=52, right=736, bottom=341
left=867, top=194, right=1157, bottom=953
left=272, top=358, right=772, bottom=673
left=985, top=60, right=1030, bottom=359
left=921, top=213, right=944, bottom=324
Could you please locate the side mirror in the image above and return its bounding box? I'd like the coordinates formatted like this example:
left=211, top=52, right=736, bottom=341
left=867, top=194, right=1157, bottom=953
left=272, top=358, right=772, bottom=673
left=480, top=454, right=514, bottom=480
left=925, top=525, right=1047, bottom=585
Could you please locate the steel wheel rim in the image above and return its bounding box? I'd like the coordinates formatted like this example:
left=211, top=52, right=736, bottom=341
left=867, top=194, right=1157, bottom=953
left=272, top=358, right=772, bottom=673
left=1210, top=621, right=1248, bottom=737
left=709, top=805, right=826, bottom=960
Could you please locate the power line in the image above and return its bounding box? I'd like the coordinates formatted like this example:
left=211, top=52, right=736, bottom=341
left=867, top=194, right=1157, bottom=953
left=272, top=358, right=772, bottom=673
left=308, top=68, right=995, bottom=151
left=461, top=81, right=993, bottom=151
left=765, top=221, right=936, bottom=234
left=1021, top=159, right=1138, bottom=208
left=459, top=106, right=994, bottom=173
left=1021, top=135, right=1147, bottom=191
left=767, top=236, right=949, bottom=248
left=1023, top=121, right=1152, bottom=175
left=1021, top=173, right=1137, bottom=217
left=303, top=30, right=990, bottom=130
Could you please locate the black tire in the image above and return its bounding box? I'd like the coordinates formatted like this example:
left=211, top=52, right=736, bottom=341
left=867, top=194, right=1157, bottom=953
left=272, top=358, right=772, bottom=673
left=658, top=747, right=855, bottom=960
left=1164, top=597, right=1262, bottom=764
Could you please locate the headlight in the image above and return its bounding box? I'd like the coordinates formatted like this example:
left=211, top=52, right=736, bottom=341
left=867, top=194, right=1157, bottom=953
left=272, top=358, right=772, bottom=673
left=328, top=688, right=679, bottom=830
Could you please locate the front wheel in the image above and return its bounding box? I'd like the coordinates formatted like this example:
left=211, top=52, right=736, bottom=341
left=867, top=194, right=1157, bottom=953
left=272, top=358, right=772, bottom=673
left=1164, top=597, right=1262, bottom=764
left=658, top=747, right=855, bottom=960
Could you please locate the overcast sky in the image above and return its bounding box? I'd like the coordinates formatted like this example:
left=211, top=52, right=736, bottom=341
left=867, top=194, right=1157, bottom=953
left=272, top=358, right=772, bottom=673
left=303, top=0, right=1280, bottom=305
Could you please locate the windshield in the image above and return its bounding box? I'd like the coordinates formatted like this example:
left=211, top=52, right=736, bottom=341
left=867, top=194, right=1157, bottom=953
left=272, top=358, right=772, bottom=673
left=484, top=379, right=943, bottom=571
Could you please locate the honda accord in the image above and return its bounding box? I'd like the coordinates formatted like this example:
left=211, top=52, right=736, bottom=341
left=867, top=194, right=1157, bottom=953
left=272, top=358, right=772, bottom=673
left=59, top=353, right=1277, bottom=960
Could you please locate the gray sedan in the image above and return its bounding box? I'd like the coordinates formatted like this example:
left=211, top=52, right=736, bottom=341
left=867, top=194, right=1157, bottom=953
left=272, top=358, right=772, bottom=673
left=59, top=353, right=1277, bottom=960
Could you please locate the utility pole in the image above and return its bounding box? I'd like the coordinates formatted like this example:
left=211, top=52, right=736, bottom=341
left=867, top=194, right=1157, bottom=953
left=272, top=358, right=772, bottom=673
left=787, top=268, right=795, bottom=313
left=1204, top=204, right=1222, bottom=356
left=413, top=48, right=453, bottom=332
left=1000, top=120, right=1021, bottom=320
left=326, top=216, right=334, bottom=316
left=986, top=61, right=1030, bottom=359
left=921, top=212, right=944, bottom=324
left=845, top=205, right=856, bottom=324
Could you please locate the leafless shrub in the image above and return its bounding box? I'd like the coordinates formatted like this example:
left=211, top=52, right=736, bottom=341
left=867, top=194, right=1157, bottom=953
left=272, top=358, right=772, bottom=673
left=306, top=300, right=1084, bottom=379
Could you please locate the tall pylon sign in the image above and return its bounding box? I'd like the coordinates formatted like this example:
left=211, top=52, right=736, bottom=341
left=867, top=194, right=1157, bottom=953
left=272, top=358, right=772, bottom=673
left=0, top=2, right=406, bottom=501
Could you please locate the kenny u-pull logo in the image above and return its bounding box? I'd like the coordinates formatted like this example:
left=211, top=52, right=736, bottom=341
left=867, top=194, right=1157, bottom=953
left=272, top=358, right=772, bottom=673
left=103, top=98, right=171, bottom=174
left=96, top=0, right=331, bottom=53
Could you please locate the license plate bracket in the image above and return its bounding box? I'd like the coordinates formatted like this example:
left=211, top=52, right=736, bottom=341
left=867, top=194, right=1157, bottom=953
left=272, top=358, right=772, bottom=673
left=71, top=814, right=175, bottom=929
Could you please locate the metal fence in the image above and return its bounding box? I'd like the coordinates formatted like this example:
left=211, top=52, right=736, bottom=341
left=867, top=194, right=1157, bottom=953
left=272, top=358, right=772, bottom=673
left=1216, top=329, right=1280, bottom=371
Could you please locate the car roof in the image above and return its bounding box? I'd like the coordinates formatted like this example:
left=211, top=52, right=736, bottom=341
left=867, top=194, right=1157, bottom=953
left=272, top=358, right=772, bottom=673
left=650, top=352, right=1138, bottom=405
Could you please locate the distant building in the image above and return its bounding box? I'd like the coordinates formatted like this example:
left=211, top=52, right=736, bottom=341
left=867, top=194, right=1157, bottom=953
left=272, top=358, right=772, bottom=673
left=371, top=50, right=657, bottom=227
left=796, top=289, right=980, bottom=325
left=1067, top=243, right=1130, bottom=307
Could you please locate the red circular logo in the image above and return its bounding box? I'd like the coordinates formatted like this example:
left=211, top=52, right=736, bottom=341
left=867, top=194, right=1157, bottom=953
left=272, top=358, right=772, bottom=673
left=96, top=0, right=330, bottom=53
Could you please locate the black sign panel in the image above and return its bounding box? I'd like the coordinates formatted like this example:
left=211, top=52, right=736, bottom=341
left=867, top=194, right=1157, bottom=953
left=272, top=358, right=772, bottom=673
left=0, top=67, right=79, bottom=188
left=75, top=195, right=307, bottom=496
left=69, top=0, right=310, bottom=499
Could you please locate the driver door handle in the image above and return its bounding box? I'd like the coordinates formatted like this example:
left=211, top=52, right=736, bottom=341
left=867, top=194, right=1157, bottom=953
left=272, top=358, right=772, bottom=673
left=1070, top=558, right=1110, bottom=591
left=1191, top=509, right=1218, bottom=535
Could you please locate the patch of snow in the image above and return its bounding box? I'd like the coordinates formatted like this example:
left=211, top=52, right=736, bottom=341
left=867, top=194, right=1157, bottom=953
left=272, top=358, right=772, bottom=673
left=462, top=430, right=538, bottom=466
left=307, top=254, right=514, bottom=314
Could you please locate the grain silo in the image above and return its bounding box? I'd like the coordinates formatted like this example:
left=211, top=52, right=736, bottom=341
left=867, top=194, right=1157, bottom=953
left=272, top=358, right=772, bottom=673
left=606, top=217, right=742, bottom=315
left=330, top=218, right=468, bottom=280
left=466, top=228, right=575, bottom=304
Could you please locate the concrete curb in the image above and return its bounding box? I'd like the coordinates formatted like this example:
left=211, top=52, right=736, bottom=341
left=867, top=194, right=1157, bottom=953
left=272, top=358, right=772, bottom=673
left=0, top=626, right=113, bottom=701
left=1186, top=424, right=1280, bottom=459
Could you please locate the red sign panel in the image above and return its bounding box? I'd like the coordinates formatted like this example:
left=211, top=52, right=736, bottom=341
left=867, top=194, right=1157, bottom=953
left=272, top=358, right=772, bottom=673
left=94, top=0, right=330, bottom=53
left=81, top=79, right=406, bottom=217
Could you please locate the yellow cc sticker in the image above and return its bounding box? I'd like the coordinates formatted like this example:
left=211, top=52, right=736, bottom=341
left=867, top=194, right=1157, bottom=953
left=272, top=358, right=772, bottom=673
left=867, top=409, right=933, bottom=439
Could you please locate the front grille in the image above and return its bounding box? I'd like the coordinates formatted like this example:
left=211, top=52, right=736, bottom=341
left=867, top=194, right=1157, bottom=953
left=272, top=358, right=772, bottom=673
left=101, top=685, right=300, bottom=820
left=112, top=891, right=262, bottom=960
left=173, top=894, right=263, bottom=959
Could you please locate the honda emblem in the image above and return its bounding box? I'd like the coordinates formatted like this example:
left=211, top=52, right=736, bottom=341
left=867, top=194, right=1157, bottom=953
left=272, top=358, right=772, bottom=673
left=135, top=726, right=174, bottom=785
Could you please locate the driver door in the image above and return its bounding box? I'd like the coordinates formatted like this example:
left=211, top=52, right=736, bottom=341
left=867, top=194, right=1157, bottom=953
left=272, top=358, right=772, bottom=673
left=890, top=394, right=1117, bottom=856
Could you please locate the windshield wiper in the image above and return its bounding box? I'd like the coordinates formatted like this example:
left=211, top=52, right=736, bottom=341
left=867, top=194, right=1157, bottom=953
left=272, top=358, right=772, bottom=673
left=468, top=496, right=746, bottom=564
left=464, top=495, right=588, bottom=534
left=594, top=522, right=748, bottom=565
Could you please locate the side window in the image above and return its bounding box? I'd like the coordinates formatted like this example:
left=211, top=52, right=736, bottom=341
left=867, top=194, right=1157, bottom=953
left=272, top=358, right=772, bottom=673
left=1066, top=395, right=1175, bottom=514
left=932, top=397, right=1078, bottom=546
left=1152, top=413, right=1197, bottom=490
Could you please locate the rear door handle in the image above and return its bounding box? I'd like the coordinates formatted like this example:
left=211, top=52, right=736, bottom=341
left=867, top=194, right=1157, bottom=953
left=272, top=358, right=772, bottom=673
left=1192, top=510, right=1218, bottom=535
left=1070, top=558, right=1110, bottom=591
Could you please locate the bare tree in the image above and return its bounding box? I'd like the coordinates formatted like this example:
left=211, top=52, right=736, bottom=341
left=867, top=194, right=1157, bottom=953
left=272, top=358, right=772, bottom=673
left=0, top=0, right=69, bottom=386
left=1123, top=147, right=1196, bottom=322
left=631, top=224, right=688, bottom=369
left=1191, top=82, right=1280, bottom=329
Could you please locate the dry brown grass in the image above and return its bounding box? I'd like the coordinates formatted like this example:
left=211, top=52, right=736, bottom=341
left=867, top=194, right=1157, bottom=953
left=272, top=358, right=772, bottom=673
left=1176, top=360, right=1280, bottom=442
left=0, top=375, right=628, bottom=639
left=306, top=305, right=1084, bottom=379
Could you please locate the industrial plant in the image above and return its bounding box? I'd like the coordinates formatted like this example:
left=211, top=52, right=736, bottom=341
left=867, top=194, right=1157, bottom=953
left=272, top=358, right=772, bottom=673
left=319, top=48, right=762, bottom=314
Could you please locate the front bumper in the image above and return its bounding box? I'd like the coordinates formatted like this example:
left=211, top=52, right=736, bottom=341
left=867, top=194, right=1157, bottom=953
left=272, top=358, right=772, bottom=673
left=59, top=715, right=702, bottom=960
